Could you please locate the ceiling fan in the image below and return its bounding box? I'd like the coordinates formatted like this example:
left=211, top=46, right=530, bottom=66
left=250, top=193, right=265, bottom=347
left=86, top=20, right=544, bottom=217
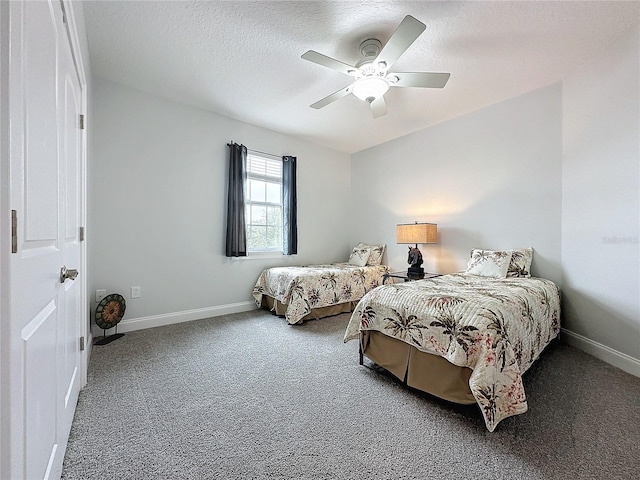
left=301, top=15, right=450, bottom=118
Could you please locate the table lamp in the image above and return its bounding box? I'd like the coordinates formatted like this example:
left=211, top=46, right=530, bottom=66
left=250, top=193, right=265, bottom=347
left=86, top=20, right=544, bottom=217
left=396, top=222, right=438, bottom=277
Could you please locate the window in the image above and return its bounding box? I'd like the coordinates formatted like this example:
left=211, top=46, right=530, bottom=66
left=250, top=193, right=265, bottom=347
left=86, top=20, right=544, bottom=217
left=245, top=154, right=283, bottom=252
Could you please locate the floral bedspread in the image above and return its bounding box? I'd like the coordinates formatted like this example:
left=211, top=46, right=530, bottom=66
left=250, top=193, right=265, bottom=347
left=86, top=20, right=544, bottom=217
left=343, top=273, right=560, bottom=431
left=253, top=263, right=390, bottom=324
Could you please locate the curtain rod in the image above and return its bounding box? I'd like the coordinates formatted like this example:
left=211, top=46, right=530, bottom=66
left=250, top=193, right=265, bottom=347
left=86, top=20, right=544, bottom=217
left=227, top=142, right=283, bottom=159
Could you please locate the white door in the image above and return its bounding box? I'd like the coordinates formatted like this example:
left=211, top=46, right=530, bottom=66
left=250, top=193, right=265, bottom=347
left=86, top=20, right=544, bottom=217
left=8, top=1, right=85, bottom=478
left=58, top=0, right=84, bottom=454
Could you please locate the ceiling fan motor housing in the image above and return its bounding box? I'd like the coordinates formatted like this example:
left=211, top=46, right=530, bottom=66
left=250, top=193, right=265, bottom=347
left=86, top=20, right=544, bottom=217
left=359, top=38, right=382, bottom=58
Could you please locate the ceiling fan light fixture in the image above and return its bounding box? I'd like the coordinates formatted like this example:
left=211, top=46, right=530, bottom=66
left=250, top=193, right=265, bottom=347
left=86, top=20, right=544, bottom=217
left=351, top=76, right=390, bottom=103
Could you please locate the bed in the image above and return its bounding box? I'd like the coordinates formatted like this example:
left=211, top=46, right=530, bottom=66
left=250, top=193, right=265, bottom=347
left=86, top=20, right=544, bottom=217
left=343, top=248, right=561, bottom=431
left=253, top=243, right=390, bottom=324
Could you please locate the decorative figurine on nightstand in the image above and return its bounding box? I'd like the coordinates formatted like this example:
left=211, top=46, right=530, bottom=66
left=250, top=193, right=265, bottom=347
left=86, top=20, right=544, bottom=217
left=407, top=246, right=424, bottom=277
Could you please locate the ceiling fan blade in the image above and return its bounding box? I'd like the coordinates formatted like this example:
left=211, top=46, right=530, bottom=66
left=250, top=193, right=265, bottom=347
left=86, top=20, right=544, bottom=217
left=374, top=15, right=426, bottom=72
left=370, top=96, right=387, bottom=118
left=309, top=84, right=352, bottom=109
left=391, top=72, right=450, bottom=88
left=301, top=51, right=359, bottom=76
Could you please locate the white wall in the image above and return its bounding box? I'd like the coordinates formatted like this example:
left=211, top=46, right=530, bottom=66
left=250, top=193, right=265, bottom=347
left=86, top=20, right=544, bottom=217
left=89, top=78, right=352, bottom=329
left=350, top=84, right=563, bottom=284
left=562, top=26, right=640, bottom=362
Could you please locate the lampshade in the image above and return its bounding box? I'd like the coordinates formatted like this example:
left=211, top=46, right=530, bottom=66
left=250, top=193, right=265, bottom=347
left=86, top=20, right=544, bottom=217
left=351, top=76, right=390, bottom=102
left=396, top=223, right=438, bottom=245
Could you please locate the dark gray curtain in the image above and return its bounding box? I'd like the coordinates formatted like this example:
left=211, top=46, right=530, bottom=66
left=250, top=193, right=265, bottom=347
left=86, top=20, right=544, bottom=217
left=225, top=143, right=247, bottom=257
left=282, top=156, right=297, bottom=255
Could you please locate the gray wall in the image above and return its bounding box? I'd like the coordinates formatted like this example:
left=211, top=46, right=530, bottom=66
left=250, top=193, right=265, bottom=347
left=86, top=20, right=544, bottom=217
left=561, top=26, right=640, bottom=360
left=350, top=84, right=563, bottom=284
left=89, top=78, right=352, bottom=323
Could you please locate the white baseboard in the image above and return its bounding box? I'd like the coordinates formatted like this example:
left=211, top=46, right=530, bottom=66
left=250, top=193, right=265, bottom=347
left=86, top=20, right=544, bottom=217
left=561, top=328, right=640, bottom=378
left=91, top=301, right=257, bottom=336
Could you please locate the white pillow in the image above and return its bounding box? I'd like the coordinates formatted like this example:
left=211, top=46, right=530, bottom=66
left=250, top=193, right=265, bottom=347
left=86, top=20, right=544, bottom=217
left=356, top=243, right=385, bottom=266
left=465, top=249, right=512, bottom=278
left=348, top=247, right=370, bottom=267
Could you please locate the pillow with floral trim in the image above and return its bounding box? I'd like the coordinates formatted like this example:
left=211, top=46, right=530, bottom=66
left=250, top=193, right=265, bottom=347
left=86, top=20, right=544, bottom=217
left=507, top=247, right=533, bottom=278
left=465, top=249, right=512, bottom=278
left=348, top=247, right=370, bottom=267
left=356, top=243, right=386, bottom=266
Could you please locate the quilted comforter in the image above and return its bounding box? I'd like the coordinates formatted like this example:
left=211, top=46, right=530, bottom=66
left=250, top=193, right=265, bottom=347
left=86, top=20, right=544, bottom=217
left=253, top=263, right=390, bottom=324
left=343, top=273, right=560, bottom=431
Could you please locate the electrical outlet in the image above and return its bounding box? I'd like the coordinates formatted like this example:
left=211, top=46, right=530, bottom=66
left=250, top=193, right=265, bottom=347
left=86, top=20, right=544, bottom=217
left=96, top=289, right=107, bottom=303
left=130, top=286, right=141, bottom=299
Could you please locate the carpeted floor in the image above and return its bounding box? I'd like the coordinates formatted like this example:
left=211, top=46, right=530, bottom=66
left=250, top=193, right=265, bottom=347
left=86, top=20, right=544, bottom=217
left=61, top=310, right=640, bottom=479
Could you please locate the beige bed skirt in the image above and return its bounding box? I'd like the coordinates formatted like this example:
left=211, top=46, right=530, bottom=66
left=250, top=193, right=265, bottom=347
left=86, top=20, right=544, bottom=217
left=360, top=331, right=476, bottom=405
left=260, top=295, right=358, bottom=323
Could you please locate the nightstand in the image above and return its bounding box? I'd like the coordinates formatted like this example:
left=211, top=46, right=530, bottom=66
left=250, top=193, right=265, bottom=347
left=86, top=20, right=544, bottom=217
left=382, top=272, right=442, bottom=284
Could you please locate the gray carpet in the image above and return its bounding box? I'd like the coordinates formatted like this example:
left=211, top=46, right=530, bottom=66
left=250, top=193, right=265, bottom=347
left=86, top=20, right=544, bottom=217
left=62, top=310, right=640, bottom=479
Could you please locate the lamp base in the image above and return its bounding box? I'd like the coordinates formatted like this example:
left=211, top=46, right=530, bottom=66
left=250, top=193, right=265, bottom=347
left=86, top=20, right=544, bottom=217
left=407, top=266, right=424, bottom=277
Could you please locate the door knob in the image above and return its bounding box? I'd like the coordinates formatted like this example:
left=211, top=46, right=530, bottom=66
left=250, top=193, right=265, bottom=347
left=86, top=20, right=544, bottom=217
left=60, top=266, right=79, bottom=283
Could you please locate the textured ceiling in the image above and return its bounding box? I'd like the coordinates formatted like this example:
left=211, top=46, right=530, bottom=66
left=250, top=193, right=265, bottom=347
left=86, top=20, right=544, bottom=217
left=83, top=1, right=639, bottom=153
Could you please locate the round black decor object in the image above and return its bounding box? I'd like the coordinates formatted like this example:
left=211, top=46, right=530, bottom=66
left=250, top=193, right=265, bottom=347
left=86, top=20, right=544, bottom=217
left=95, top=294, right=126, bottom=330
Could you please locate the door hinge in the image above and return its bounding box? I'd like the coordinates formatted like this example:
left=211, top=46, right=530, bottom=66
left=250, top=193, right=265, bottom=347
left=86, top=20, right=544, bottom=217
left=79, top=114, right=85, bottom=130
left=11, top=210, right=17, bottom=254
left=60, top=1, right=67, bottom=24
left=79, top=336, right=85, bottom=351
left=79, top=226, right=85, bottom=242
